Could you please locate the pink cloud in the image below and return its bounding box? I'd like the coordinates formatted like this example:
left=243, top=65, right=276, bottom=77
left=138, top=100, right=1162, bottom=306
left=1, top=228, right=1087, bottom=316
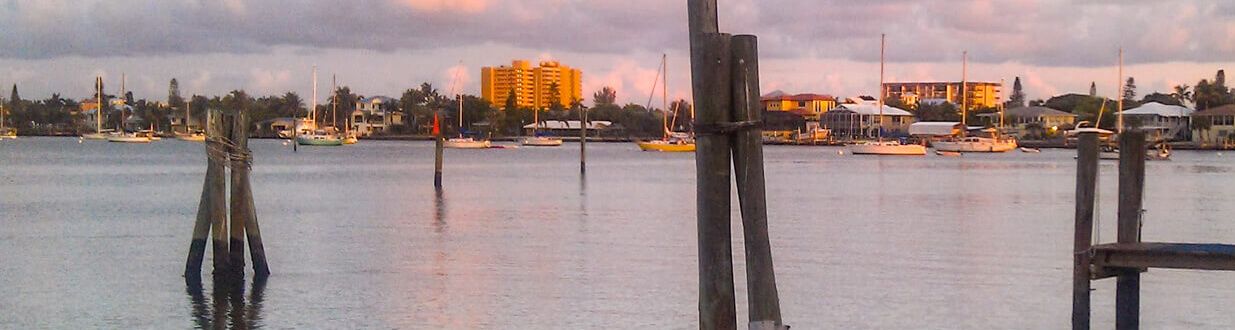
left=397, top=0, right=489, bottom=14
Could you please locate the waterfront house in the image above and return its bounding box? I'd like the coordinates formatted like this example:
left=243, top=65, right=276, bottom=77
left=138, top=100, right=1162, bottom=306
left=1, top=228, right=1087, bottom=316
left=761, top=92, right=837, bottom=121
left=821, top=99, right=915, bottom=138
left=1122, top=102, right=1193, bottom=141
left=350, top=96, right=404, bottom=136
left=1191, top=104, right=1235, bottom=147
left=977, top=106, right=1076, bottom=139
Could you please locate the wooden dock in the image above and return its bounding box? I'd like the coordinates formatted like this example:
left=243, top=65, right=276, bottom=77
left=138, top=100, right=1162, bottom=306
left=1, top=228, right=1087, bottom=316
left=1072, top=129, right=1235, bottom=330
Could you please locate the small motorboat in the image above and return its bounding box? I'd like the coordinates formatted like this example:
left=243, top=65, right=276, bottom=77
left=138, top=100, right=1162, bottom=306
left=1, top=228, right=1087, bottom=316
left=444, top=137, right=491, bottom=149
left=1019, top=147, right=1041, bottom=153
left=107, top=132, right=153, bottom=143
left=935, top=150, right=962, bottom=157
left=848, top=140, right=926, bottom=155
left=521, top=136, right=563, bottom=147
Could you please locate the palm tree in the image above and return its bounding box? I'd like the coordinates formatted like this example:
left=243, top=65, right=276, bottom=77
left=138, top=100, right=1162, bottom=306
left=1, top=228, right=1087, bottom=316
left=1172, top=84, right=1193, bottom=107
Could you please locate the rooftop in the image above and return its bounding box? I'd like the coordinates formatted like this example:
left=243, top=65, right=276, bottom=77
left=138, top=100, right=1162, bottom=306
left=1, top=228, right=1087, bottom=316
left=1122, top=102, right=1193, bottom=117
left=1194, top=104, right=1235, bottom=117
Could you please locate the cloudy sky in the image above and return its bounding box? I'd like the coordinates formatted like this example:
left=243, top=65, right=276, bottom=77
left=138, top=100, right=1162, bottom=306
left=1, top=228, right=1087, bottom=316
left=2, top=0, right=1234, bottom=106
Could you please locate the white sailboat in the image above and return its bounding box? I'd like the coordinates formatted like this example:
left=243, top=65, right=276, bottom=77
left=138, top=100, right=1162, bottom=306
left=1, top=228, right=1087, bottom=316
left=521, top=106, right=563, bottom=146
left=444, top=62, right=491, bottom=149
left=849, top=34, right=926, bottom=156
left=175, top=90, right=205, bottom=142
left=82, top=76, right=118, bottom=140
left=932, top=51, right=1016, bottom=153
left=107, top=74, right=152, bottom=143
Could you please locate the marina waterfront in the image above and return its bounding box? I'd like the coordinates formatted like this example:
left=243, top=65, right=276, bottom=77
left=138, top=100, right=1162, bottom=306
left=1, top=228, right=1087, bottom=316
left=3, top=137, right=1235, bottom=328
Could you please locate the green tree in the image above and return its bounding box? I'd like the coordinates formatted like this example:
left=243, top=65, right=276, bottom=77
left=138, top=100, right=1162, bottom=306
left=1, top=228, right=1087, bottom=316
left=1007, top=76, right=1026, bottom=108
left=1171, top=84, right=1193, bottom=106
left=593, top=86, right=617, bottom=107
left=915, top=102, right=960, bottom=122
left=548, top=82, right=565, bottom=112
left=1089, top=82, right=1097, bottom=97
left=1141, top=92, right=1181, bottom=106
left=1122, top=77, right=1136, bottom=105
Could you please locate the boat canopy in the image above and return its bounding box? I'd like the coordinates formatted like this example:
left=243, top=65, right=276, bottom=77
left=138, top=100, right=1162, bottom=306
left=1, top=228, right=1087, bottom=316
left=908, top=122, right=962, bottom=136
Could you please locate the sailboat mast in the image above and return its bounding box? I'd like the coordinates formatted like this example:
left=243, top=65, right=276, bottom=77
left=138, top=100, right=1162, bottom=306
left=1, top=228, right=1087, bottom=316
left=332, top=74, right=338, bottom=129
left=312, top=66, right=318, bottom=125
left=96, top=76, right=102, bottom=133
left=961, top=51, right=968, bottom=129
left=877, top=34, right=885, bottom=142
left=663, top=54, right=669, bottom=137
left=120, top=73, right=126, bottom=131
left=999, top=78, right=1006, bottom=131
left=1117, top=48, right=1124, bottom=134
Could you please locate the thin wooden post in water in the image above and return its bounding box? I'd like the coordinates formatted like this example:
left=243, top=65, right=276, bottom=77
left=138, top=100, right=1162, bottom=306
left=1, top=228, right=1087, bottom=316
left=434, top=135, right=444, bottom=189
left=230, top=109, right=270, bottom=276
left=186, top=110, right=223, bottom=278
left=1072, top=132, right=1099, bottom=330
left=208, top=109, right=230, bottom=274
left=730, top=34, right=783, bottom=329
left=580, top=105, right=587, bottom=175
left=228, top=110, right=248, bottom=275
left=1116, top=130, right=1146, bottom=330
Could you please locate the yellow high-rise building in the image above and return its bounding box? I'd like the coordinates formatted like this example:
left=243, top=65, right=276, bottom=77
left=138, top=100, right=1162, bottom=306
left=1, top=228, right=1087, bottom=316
left=481, top=60, right=583, bottom=110
left=883, top=81, right=1002, bottom=111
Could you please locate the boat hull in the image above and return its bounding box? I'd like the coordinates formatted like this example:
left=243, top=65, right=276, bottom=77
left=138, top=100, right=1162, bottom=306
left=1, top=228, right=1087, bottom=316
left=636, top=140, right=696, bottom=152
left=107, top=136, right=152, bottom=143
left=444, top=139, right=491, bottom=149
left=848, top=142, right=926, bottom=155
left=933, top=140, right=1018, bottom=153
left=342, top=137, right=359, bottom=145
left=521, top=137, right=563, bottom=147
left=296, top=135, right=343, bottom=146
left=175, top=134, right=206, bottom=142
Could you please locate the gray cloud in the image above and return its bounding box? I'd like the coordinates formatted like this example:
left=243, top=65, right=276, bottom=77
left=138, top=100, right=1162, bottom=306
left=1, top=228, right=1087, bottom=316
left=3, top=0, right=1234, bottom=67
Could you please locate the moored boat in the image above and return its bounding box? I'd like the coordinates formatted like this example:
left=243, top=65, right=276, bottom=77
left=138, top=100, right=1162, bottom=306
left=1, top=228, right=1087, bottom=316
left=107, top=133, right=153, bottom=143
left=1019, top=147, right=1041, bottom=153
left=444, top=137, right=491, bottom=149
left=296, top=129, right=343, bottom=146
left=849, top=140, right=927, bottom=155
left=637, top=139, right=696, bottom=152
left=933, top=136, right=1018, bottom=153
left=521, top=136, right=563, bottom=147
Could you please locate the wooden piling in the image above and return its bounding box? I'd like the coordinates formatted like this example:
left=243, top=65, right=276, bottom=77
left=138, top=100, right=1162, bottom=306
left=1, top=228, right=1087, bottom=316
left=228, top=110, right=248, bottom=275
left=580, top=105, right=587, bottom=175
left=1072, top=132, right=1099, bottom=330
left=208, top=109, right=230, bottom=274
left=186, top=110, right=223, bottom=278
left=1116, top=130, right=1146, bottom=329
left=434, top=136, right=444, bottom=189
left=688, top=0, right=737, bottom=324
left=230, top=109, right=270, bottom=276
left=729, top=34, right=783, bottom=329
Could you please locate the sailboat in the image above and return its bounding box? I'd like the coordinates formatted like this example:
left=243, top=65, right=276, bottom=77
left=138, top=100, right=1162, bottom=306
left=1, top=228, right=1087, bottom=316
left=297, top=67, right=343, bottom=146
left=0, top=102, right=14, bottom=139
left=82, top=76, right=118, bottom=140
left=637, top=54, right=696, bottom=152
left=521, top=105, right=563, bottom=146
left=932, top=51, right=1017, bottom=153
left=175, top=92, right=205, bottom=142
left=848, top=35, right=926, bottom=156
left=444, top=62, right=491, bottom=149
left=107, top=74, right=154, bottom=143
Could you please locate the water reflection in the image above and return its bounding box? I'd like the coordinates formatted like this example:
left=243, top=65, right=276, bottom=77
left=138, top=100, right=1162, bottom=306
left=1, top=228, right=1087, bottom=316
left=186, top=275, right=267, bottom=329
left=433, top=188, right=447, bottom=234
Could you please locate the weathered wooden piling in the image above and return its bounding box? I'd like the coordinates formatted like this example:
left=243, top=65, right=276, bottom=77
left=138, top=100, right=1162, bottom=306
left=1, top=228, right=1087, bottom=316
left=689, top=0, right=784, bottom=328
left=1071, top=132, right=1099, bottom=329
left=208, top=110, right=230, bottom=274
left=1116, top=130, right=1146, bottom=329
left=186, top=110, right=224, bottom=278
left=580, top=105, right=587, bottom=175
left=730, top=35, right=783, bottom=328
left=186, top=107, right=269, bottom=278
left=228, top=110, right=248, bottom=274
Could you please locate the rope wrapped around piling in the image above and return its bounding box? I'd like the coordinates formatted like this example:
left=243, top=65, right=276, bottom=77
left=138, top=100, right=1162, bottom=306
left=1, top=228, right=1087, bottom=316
left=693, top=120, right=762, bottom=136
left=205, top=136, right=253, bottom=168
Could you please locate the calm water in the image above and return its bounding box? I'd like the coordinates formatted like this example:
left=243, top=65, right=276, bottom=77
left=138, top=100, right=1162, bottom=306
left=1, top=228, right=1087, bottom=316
left=2, top=137, right=1234, bottom=329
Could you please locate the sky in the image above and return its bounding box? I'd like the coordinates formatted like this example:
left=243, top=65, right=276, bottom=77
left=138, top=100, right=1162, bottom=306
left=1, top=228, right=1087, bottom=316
left=2, top=0, right=1235, bottom=106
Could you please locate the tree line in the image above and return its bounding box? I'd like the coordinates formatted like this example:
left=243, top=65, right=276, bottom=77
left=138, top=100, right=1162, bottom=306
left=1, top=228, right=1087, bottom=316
left=0, top=79, right=689, bottom=138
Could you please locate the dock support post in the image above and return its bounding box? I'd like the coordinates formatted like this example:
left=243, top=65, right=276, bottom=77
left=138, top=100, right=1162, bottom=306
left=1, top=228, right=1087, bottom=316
left=689, top=0, right=737, bottom=327
left=230, top=109, right=269, bottom=276
left=434, top=138, right=444, bottom=189
left=1116, top=130, right=1146, bottom=329
left=1072, top=132, right=1099, bottom=330
left=228, top=110, right=248, bottom=276
left=208, top=110, right=230, bottom=274
left=186, top=110, right=223, bottom=278
left=580, top=105, right=587, bottom=175
left=730, top=35, right=783, bottom=329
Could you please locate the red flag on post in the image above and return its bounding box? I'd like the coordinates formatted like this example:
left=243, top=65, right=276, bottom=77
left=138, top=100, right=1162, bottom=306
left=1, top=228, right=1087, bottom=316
left=432, top=113, right=441, bottom=136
